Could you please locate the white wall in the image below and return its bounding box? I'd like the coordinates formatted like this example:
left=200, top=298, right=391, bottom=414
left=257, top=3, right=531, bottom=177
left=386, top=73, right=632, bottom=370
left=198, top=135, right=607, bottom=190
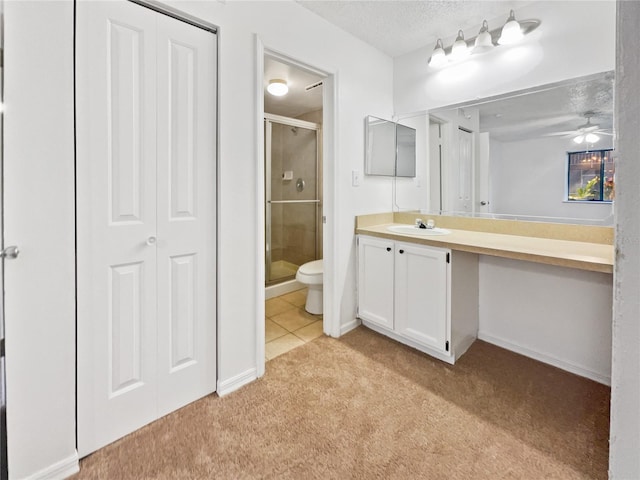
left=4, top=2, right=78, bottom=478
left=609, top=1, right=640, bottom=477
left=4, top=0, right=394, bottom=476
left=394, top=1, right=616, bottom=113
left=491, top=135, right=614, bottom=223
left=478, top=257, right=613, bottom=385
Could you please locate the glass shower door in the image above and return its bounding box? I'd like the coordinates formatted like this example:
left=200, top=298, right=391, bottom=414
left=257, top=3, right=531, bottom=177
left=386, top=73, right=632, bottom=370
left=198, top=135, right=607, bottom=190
left=265, top=116, right=320, bottom=285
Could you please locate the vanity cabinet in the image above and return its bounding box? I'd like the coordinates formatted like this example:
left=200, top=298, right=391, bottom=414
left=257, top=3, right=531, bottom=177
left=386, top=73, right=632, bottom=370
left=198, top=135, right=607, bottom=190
left=357, top=234, right=478, bottom=364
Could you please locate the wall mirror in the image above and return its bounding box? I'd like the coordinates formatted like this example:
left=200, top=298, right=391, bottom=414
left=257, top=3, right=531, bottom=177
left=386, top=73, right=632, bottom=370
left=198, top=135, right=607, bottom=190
left=397, top=71, right=615, bottom=225
left=365, top=115, right=416, bottom=177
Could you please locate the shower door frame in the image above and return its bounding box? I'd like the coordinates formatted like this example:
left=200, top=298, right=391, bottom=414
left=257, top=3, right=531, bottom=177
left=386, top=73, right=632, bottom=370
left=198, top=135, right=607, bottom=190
left=264, top=113, right=322, bottom=286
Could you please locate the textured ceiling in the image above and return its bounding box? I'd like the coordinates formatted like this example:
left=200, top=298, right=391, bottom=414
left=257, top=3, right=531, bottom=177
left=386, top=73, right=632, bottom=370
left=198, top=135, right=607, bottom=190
left=297, top=0, right=534, bottom=57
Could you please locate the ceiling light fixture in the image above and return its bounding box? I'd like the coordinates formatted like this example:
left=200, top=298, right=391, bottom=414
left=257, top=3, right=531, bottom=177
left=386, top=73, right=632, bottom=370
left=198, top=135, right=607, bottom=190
left=585, top=133, right=600, bottom=143
left=428, top=11, right=539, bottom=68
left=267, top=79, right=288, bottom=96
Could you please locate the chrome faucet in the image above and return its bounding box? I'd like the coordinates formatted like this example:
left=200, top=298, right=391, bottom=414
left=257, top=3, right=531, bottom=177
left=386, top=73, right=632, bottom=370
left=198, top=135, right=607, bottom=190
left=415, top=218, right=435, bottom=229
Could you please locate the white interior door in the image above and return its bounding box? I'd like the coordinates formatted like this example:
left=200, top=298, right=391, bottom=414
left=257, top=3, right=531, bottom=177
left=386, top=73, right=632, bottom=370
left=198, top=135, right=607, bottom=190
left=455, top=128, right=474, bottom=213
left=155, top=13, right=217, bottom=418
left=77, top=1, right=216, bottom=456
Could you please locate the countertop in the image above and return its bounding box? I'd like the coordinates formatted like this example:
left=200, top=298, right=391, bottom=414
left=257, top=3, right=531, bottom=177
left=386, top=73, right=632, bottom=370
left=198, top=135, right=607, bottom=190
left=356, top=223, right=614, bottom=274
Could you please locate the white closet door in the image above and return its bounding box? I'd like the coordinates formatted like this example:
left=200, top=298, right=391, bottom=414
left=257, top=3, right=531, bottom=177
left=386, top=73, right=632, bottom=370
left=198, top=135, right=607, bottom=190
left=77, top=1, right=217, bottom=456
left=155, top=14, right=217, bottom=417
left=77, top=1, right=159, bottom=456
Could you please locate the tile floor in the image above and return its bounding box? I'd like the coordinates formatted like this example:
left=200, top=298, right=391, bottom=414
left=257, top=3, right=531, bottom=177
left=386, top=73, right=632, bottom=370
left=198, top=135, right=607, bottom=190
left=265, top=288, right=324, bottom=361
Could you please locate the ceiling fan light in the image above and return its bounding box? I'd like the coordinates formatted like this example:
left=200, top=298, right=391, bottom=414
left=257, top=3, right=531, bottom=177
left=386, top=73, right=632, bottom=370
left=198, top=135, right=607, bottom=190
left=428, top=38, right=447, bottom=67
left=498, top=10, right=524, bottom=45
left=585, top=133, right=600, bottom=143
left=267, top=79, right=288, bottom=96
left=473, top=20, right=494, bottom=54
left=573, top=134, right=585, bottom=144
left=451, top=30, right=470, bottom=61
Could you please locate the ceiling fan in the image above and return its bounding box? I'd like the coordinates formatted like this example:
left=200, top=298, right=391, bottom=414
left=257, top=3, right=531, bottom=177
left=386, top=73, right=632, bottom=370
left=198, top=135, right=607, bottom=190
left=547, top=111, right=613, bottom=144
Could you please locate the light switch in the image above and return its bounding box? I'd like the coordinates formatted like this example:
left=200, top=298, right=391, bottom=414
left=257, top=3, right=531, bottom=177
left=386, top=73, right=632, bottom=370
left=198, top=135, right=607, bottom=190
left=352, top=170, right=361, bottom=187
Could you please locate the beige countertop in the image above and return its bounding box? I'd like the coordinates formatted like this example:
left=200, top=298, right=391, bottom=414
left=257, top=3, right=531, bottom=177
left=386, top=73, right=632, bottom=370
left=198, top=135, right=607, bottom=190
left=356, top=223, right=614, bottom=274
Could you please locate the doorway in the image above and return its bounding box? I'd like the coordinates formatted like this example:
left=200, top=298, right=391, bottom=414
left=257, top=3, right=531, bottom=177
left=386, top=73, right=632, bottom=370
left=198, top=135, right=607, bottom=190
left=75, top=1, right=218, bottom=456
left=262, top=53, right=327, bottom=361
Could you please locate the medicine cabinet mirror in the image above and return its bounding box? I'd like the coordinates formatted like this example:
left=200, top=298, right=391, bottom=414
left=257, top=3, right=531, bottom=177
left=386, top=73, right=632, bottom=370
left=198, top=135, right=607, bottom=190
left=365, top=115, right=416, bottom=177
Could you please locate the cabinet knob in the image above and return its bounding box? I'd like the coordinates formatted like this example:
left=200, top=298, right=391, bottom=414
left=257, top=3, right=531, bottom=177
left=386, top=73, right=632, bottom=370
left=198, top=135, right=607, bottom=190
left=386, top=247, right=391, bottom=252
left=399, top=249, right=405, bottom=254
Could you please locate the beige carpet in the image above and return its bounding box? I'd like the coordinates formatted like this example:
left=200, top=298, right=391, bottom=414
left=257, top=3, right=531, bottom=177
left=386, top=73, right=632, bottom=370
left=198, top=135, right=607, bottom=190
left=74, top=327, right=609, bottom=479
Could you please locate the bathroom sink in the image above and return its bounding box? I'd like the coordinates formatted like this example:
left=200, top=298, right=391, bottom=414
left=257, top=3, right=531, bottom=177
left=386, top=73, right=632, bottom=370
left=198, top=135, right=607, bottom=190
left=387, top=225, right=451, bottom=236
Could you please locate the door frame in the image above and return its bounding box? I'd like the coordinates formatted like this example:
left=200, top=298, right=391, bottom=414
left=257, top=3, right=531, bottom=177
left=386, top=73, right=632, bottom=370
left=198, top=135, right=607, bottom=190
left=255, top=39, right=339, bottom=377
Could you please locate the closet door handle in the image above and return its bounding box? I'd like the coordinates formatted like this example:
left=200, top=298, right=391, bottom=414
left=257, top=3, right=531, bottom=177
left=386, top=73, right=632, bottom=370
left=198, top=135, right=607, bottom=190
left=146, top=236, right=157, bottom=246
left=386, top=247, right=392, bottom=252
left=399, top=249, right=405, bottom=254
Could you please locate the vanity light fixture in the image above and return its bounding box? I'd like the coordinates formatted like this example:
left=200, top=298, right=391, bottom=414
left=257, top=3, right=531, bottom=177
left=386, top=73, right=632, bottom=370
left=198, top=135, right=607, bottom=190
left=428, top=39, right=447, bottom=67
left=451, top=30, right=470, bottom=61
left=498, top=10, right=524, bottom=45
left=427, top=11, right=539, bottom=68
left=473, top=20, right=494, bottom=54
left=267, top=79, right=288, bottom=96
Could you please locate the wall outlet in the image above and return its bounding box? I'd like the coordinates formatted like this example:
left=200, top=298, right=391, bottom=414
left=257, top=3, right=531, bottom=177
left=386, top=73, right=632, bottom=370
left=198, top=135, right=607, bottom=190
left=352, top=170, right=361, bottom=187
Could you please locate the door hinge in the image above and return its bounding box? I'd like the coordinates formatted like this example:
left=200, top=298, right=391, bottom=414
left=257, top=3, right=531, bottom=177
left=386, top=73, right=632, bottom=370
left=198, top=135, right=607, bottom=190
left=356, top=306, right=359, bottom=317
left=446, top=252, right=450, bottom=263
left=445, top=340, right=450, bottom=352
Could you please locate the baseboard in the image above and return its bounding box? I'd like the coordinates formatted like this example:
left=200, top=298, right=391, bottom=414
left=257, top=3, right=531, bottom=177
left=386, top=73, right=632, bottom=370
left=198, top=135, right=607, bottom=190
left=24, top=451, right=79, bottom=480
left=265, top=280, right=303, bottom=299
left=340, top=318, right=361, bottom=336
left=217, top=368, right=257, bottom=397
left=478, top=332, right=611, bottom=386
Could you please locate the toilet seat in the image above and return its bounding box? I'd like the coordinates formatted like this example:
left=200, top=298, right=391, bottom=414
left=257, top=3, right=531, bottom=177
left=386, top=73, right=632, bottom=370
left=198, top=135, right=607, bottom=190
left=296, top=259, right=323, bottom=285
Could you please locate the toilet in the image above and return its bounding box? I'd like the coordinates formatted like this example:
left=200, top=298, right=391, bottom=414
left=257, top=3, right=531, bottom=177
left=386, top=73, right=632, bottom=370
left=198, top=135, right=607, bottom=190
left=295, top=259, right=323, bottom=315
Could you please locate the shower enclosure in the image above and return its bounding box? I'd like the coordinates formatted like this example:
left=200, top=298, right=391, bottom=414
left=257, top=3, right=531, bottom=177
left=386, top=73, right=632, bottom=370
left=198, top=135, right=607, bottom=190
left=265, top=114, right=321, bottom=286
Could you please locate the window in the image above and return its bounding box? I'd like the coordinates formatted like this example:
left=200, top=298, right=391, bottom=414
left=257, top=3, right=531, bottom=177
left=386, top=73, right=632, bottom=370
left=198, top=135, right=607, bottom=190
left=567, top=149, right=614, bottom=202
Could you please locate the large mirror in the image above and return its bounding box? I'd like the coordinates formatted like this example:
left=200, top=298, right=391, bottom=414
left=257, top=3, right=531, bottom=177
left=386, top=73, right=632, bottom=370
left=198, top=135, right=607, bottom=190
left=397, top=71, right=615, bottom=225
left=365, top=115, right=416, bottom=177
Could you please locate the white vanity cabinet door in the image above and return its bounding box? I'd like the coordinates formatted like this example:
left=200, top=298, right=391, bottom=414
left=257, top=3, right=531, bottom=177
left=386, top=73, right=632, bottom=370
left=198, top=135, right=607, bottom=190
left=357, top=236, right=395, bottom=329
left=394, top=242, right=450, bottom=354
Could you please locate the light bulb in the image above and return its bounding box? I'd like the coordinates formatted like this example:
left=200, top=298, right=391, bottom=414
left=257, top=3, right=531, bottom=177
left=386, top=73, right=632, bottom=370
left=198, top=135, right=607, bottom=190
left=573, top=135, right=585, bottom=144
left=498, top=10, right=524, bottom=45
left=267, top=79, right=288, bottom=96
left=585, top=133, right=600, bottom=143
left=451, top=30, right=469, bottom=61
left=473, top=20, right=494, bottom=54
left=428, top=39, right=447, bottom=67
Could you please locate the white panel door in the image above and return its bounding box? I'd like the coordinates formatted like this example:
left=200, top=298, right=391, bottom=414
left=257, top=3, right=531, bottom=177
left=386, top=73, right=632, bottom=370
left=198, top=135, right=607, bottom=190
left=357, top=236, right=394, bottom=329
left=395, top=243, right=449, bottom=353
left=77, top=1, right=216, bottom=456
left=77, top=1, right=158, bottom=456
left=456, top=128, right=474, bottom=213
left=155, top=14, right=217, bottom=417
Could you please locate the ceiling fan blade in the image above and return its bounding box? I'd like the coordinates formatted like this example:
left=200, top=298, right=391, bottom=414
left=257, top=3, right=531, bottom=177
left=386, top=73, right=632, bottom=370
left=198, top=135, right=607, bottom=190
left=543, top=130, right=576, bottom=137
